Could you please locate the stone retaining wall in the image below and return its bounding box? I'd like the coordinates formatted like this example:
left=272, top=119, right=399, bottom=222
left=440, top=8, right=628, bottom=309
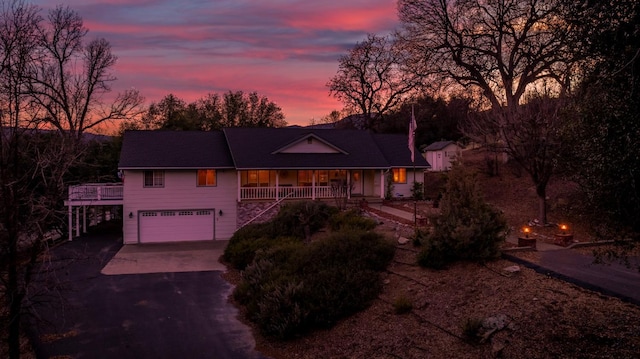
left=236, top=202, right=283, bottom=228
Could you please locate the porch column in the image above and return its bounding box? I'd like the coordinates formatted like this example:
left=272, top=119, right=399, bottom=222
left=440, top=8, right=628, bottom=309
left=75, top=207, right=80, bottom=237
left=275, top=171, right=280, bottom=200
left=82, top=206, right=87, bottom=233
left=347, top=171, right=351, bottom=200
left=312, top=170, right=316, bottom=200
left=237, top=171, right=241, bottom=202
left=68, top=204, right=73, bottom=241
left=380, top=170, right=385, bottom=199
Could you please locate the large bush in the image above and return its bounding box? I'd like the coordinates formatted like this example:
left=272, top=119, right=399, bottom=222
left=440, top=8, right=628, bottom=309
left=271, top=201, right=337, bottom=240
left=234, top=229, right=394, bottom=339
left=224, top=201, right=336, bottom=269
left=328, top=208, right=377, bottom=231
left=418, top=165, right=507, bottom=269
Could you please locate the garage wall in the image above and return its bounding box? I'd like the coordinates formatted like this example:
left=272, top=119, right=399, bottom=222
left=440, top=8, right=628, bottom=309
left=122, top=169, right=237, bottom=244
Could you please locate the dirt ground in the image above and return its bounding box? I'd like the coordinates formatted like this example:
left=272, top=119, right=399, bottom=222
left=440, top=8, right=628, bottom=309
left=224, top=148, right=640, bottom=359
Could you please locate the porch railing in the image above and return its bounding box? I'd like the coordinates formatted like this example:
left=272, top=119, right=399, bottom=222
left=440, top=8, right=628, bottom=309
left=68, top=183, right=123, bottom=201
left=240, top=185, right=347, bottom=201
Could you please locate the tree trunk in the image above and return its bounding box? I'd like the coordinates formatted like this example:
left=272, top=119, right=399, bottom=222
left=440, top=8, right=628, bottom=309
left=8, top=234, right=22, bottom=359
left=536, top=184, right=548, bottom=225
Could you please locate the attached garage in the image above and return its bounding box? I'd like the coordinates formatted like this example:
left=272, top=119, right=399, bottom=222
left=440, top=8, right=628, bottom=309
left=138, top=209, right=215, bottom=243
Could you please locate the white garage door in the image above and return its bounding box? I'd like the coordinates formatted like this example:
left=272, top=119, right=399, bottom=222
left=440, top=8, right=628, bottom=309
left=139, top=209, right=214, bottom=243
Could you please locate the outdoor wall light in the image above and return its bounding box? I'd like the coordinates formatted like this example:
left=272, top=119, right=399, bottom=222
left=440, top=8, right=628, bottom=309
left=218, top=209, right=223, bottom=217
left=129, top=212, right=133, bottom=219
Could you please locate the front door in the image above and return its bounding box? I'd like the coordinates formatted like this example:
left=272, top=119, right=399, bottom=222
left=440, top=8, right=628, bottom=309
left=351, top=170, right=363, bottom=195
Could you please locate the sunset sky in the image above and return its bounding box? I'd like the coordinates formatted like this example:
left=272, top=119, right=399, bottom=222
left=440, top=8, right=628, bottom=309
left=32, top=0, right=400, bottom=126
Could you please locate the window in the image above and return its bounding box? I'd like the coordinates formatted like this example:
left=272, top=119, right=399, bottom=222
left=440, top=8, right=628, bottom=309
left=298, top=170, right=312, bottom=185
left=392, top=168, right=407, bottom=183
left=144, top=170, right=164, bottom=188
left=197, top=169, right=217, bottom=186
left=241, top=170, right=272, bottom=187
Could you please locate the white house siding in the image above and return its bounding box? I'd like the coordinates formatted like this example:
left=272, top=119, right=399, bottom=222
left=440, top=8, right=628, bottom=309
left=122, top=169, right=238, bottom=244
left=392, top=169, right=424, bottom=198
left=279, top=140, right=340, bottom=153
left=425, top=144, right=459, bottom=171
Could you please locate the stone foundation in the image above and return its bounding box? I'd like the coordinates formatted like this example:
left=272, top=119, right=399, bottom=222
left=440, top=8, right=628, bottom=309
left=237, top=202, right=283, bottom=228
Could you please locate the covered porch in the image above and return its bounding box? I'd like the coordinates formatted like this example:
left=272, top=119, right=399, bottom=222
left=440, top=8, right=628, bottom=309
left=64, top=183, right=123, bottom=241
left=237, top=169, right=387, bottom=201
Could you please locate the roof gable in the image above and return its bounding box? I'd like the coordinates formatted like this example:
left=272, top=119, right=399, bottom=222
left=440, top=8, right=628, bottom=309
left=273, top=133, right=348, bottom=154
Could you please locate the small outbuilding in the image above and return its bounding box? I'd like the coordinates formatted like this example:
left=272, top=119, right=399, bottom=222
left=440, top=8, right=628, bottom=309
left=423, top=140, right=460, bottom=172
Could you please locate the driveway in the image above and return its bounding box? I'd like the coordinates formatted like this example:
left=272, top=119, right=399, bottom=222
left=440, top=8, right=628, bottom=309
left=505, top=243, right=640, bottom=306
left=538, top=248, right=640, bottom=305
left=29, top=228, right=267, bottom=359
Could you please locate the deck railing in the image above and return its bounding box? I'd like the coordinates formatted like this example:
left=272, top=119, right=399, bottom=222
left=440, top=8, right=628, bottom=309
left=240, top=185, right=347, bottom=200
left=68, top=183, right=123, bottom=201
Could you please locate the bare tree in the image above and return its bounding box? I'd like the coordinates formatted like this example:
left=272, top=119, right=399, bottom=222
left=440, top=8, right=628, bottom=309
left=1, top=2, right=85, bottom=358
left=463, top=92, right=566, bottom=224
left=327, top=34, right=421, bottom=130
left=1, top=2, right=134, bottom=357
left=398, top=0, right=579, bottom=224
left=28, top=5, right=143, bottom=140
left=398, top=0, right=576, bottom=111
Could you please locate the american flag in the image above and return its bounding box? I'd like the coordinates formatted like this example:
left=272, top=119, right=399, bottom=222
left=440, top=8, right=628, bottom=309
left=408, top=106, right=417, bottom=162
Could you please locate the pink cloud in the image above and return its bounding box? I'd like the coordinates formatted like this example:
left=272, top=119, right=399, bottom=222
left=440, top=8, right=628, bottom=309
left=36, top=0, right=399, bottom=126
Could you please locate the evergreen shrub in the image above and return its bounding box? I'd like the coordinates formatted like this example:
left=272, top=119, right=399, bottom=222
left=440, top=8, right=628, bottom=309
left=418, top=165, right=507, bottom=269
left=234, top=229, right=395, bottom=339
left=328, top=208, right=377, bottom=231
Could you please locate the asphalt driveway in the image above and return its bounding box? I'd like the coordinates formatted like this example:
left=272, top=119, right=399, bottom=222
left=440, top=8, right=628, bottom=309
left=28, top=227, right=267, bottom=359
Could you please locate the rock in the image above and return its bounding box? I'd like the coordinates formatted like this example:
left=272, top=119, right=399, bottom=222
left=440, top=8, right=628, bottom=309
left=397, top=236, right=410, bottom=245
left=483, top=314, right=508, bottom=331
left=503, top=265, right=521, bottom=274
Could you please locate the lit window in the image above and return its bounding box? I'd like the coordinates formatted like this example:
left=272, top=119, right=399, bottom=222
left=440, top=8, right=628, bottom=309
left=144, top=170, right=164, bottom=188
left=197, top=169, right=217, bottom=186
left=242, top=170, right=271, bottom=187
left=298, top=170, right=312, bottom=185
left=392, top=168, right=406, bottom=183
left=317, top=170, right=328, bottom=185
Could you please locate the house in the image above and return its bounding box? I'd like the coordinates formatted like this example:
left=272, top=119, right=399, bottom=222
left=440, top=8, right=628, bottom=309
left=116, top=128, right=430, bottom=244
left=423, top=140, right=460, bottom=172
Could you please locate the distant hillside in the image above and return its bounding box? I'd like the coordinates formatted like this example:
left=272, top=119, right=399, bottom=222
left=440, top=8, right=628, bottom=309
left=306, top=113, right=379, bottom=130
left=1, top=127, right=113, bottom=142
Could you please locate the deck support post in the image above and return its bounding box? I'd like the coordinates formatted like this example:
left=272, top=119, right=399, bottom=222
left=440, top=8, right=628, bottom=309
left=83, top=206, right=87, bottom=233
left=75, top=207, right=80, bottom=237
left=68, top=204, right=73, bottom=241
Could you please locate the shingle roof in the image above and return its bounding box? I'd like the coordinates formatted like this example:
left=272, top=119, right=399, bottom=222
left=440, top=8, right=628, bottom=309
left=223, top=127, right=430, bottom=169
left=372, top=134, right=431, bottom=168
left=424, top=140, right=456, bottom=151
left=118, top=128, right=431, bottom=170
left=118, top=130, right=234, bottom=169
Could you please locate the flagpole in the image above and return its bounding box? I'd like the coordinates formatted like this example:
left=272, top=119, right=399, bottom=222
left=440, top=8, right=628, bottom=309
left=410, top=105, right=417, bottom=229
